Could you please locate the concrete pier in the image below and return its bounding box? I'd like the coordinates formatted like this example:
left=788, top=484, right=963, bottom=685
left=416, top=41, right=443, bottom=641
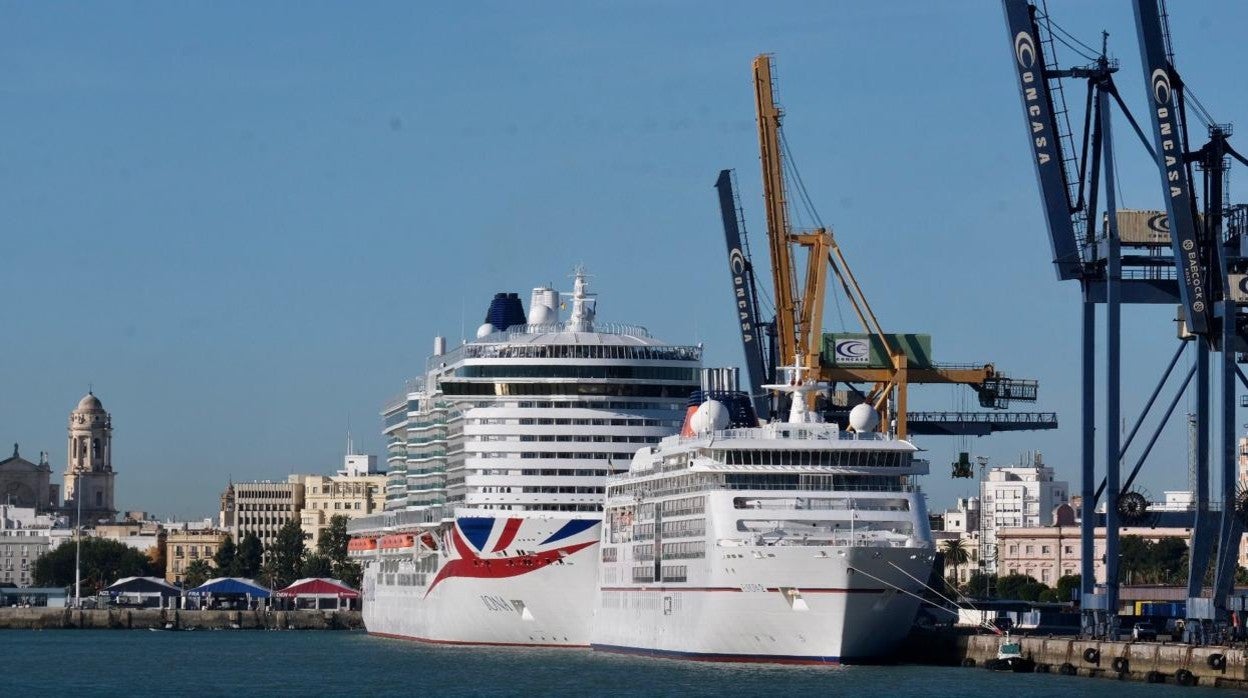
left=900, top=630, right=1248, bottom=689
left=0, top=608, right=363, bottom=631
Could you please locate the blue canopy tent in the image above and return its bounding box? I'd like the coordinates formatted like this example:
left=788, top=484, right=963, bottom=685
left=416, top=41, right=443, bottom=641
left=185, top=577, right=270, bottom=609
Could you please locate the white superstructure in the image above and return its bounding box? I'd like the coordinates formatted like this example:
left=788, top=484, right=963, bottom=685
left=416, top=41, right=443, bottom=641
left=590, top=367, right=936, bottom=663
left=351, top=269, right=702, bottom=646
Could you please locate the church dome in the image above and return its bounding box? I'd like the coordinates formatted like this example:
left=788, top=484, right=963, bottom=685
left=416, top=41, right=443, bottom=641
left=76, top=392, right=105, bottom=412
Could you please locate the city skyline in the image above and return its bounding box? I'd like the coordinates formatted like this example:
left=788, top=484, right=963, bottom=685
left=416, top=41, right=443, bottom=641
left=3, top=1, right=1247, bottom=517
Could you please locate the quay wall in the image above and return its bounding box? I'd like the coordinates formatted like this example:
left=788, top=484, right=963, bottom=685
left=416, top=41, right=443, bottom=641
left=0, top=608, right=363, bottom=631
left=900, top=630, right=1248, bottom=689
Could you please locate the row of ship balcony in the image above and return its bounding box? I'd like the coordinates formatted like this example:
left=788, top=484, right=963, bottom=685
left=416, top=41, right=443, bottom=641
left=461, top=440, right=654, bottom=452
left=396, top=452, right=638, bottom=463
left=466, top=423, right=675, bottom=433
left=606, top=476, right=918, bottom=504
left=385, top=399, right=688, bottom=431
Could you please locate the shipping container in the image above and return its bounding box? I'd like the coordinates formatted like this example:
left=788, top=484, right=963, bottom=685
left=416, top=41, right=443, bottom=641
left=1104, top=209, right=1204, bottom=247
left=822, top=333, right=933, bottom=370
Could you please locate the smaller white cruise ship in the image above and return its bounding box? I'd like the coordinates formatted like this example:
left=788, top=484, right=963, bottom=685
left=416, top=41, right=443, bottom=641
left=590, top=366, right=936, bottom=663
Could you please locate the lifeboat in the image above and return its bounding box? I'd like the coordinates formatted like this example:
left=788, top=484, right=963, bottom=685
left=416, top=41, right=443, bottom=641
left=347, top=537, right=378, bottom=554
left=379, top=534, right=416, bottom=550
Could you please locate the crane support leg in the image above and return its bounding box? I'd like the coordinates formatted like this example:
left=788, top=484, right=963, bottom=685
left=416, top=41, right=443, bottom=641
left=1102, top=90, right=1122, bottom=630
left=1080, top=294, right=1096, bottom=632
left=1188, top=342, right=1213, bottom=608
left=1215, top=300, right=1240, bottom=609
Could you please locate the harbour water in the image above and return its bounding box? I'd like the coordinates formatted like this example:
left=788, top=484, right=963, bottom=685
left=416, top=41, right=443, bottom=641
left=0, top=630, right=1223, bottom=696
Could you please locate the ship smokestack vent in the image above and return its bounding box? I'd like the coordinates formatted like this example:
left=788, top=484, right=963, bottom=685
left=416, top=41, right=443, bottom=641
left=485, top=292, right=527, bottom=331
left=690, top=368, right=756, bottom=428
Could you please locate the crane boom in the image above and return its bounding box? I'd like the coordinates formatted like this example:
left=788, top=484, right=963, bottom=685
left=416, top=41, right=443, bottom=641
left=1131, top=0, right=1211, bottom=336
left=1001, top=0, right=1084, bottom=281
left=741, top=53, right=1043, bottom=440
left=753, top=55, right=799, bottom=366
left=715, top=169, right=772, bottom=417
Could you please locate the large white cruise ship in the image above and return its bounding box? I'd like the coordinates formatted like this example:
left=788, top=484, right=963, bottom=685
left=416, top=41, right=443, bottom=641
left=349, top=269, right=702, bottom=646
left=590, top=366, right=936, bottom=663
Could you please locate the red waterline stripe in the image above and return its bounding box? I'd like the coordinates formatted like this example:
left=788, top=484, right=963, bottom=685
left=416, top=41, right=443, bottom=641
left=598, top=586, right=884, bottom=594
left=491, top=517, right=523, bottom=553
left=369, top=631, right=588, bottom=649
left=592, top=644, right=841, bottom=665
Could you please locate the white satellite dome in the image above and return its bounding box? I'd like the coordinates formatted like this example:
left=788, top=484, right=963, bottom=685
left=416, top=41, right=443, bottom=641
left=848, top=403, right=880, bottom=433
left=689, top=400, right=730, bottom=434
left=476, top=323, right=496, bottom=339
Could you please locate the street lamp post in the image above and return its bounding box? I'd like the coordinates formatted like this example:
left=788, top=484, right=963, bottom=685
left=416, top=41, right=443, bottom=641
left=74, top=470, right=82, bottom=608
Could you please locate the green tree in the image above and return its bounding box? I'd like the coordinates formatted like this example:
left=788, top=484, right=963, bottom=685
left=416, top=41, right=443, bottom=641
left=236, top=532, right=263, bottom=579
left=1120, top=535, right=1153, bottom=583
left=962, top=571, right=993, bottom=599
left=1020, top=580, right=1049, bottom=601
left=32, top=538, right=154, bottom=595
left=316, top=514, right=362, bottom=587
left=1056, top=574, right=1081, bottom=603
left=941, top=538, right=970, bottom=584
left=317, top=515, right=351, bottom=561
left=183, top=559, right=213, bottom=589
left=1121, top=535, right=1189, bottom=584
left=1236, top=566, right=1248, bottom=586
left=1152, top=538, right=1188, bottom=584
left=301, top=553, right=333, bottom=579
left=213, top=534, right=237, bottom=576
left=258, top=558, right=281, bottom=590
left=268, top=520, right=305, bottom=589
left=336, top=560, right=363, bottom=589
left=1037, top=588, right=1060, bottom=603
left=995, top=573, right=1048, bottom=601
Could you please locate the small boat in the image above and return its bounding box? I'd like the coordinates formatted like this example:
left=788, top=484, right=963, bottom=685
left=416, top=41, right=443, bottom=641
left=985, top=633, right=1035, bottom=672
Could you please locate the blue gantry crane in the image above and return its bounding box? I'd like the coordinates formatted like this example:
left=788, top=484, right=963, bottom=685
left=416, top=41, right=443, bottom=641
left=1002, top=0, right=1248, bottom=638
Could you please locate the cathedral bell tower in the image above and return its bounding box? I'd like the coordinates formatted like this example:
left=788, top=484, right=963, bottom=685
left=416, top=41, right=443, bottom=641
left=63, top=392, right=117, bottom=524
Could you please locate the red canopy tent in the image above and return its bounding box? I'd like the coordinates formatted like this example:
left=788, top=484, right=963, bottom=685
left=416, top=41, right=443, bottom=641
left=275, top=578, right=359, bottom=610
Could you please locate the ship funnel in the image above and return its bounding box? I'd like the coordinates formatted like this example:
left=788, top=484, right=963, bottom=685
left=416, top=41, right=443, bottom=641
left=528, top=286, right=559, bottom=325
left=485, top=292, right=527, bottom=331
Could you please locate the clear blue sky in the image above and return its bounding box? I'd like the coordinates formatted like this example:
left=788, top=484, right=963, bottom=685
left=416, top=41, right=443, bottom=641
left=3, top=1, right=1245, bottom=518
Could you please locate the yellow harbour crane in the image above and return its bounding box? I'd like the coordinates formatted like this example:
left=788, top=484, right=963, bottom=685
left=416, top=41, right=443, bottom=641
left=735, top=54, right=1047, bottom=453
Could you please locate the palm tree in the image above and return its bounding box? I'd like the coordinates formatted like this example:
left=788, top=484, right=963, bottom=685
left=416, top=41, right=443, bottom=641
left=182, top=559, right=213, bottom=589
left=942, top=538, right=970, bottom=585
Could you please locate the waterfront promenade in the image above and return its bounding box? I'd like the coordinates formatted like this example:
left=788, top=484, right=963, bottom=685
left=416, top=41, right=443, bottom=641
left=901, top=628, right=1248, bottom=689
left=0, top=607, right=361, bottom=631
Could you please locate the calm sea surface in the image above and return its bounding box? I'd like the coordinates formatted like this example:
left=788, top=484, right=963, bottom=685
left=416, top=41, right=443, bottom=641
left=0, top=630, right=1224, bottom=697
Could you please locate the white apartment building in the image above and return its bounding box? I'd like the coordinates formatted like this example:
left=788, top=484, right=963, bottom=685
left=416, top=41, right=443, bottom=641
left=0, top=505, right=70, bottom=588
left=979, top=452, right=1069, bottom=573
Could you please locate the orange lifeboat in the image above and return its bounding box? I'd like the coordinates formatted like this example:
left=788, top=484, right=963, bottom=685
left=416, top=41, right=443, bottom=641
left=347, top=537, right=378, bottom=552
left=379, top=534, right=416, bottom=550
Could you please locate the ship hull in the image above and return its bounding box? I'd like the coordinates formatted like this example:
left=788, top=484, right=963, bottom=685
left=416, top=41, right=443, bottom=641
left=361, top=514, right=601, bottom=647
left=589, top=545, right=933, bottom=663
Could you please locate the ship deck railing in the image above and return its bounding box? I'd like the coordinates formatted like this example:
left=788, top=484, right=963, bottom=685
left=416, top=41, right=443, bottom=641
left=606, top=481, right=917, bottom=503
left=426, top=330, right=703, bottom=371
left=719, top=533, right=917, bottom=549
left=731, top=499, right=911, bottom=512
left=674, top=425, right=897, bottom=445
